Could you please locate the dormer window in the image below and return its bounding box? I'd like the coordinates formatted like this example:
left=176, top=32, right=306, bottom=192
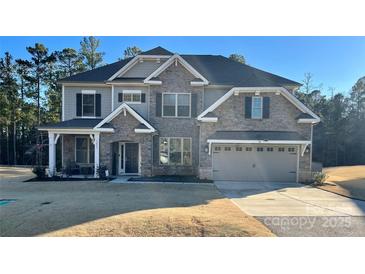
left=252, top=96, right=263, bottom=119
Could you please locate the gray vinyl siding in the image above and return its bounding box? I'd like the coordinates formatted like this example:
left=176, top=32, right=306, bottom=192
left=203, top=87, right=230, bottom=110
left=121, top=59, right=167, bottom=78
left=113, top=86, right=149, bottom=119
left=63, top=86, right=112, bottom=120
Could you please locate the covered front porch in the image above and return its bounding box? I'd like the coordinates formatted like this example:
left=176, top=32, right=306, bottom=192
left=38, top=118, right=115, bottom=178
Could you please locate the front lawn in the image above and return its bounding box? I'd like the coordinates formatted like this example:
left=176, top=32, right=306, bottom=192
left=0, top=179, right=273, bottom=237
left=319, top=165, right=365, bottom=201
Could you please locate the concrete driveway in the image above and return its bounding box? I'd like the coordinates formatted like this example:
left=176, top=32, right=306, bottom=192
left=215, top=181, right=365, bottom=236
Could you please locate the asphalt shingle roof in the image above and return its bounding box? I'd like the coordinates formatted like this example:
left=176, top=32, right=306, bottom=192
left=59, top=47, right=301, bottom=87
left=181, top=55, right=301, bottom=87
left=208, top=131, right=306, bottom=141
left=141, top=46, right=173, bottom=56
left=59, top=58, right=132, bottom=83
left=38, top=119, right=113, bottom=129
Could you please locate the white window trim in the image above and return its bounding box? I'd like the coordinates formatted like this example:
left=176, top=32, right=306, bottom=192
left=251, top=96, right=263, bottom=119
left=162, top=93, right=191, bottom=118
left=81, top=92, right=96, bottom=117
left=159, top=137, right=192, bottom=166
left=82, top=90, right=96, bottom=94
left=121, top=90, right=142, bottom=104
left=75, top=136, right=94, bottom=164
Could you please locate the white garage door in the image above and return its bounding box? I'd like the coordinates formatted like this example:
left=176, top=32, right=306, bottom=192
left=212, top=145, right=298, bottom=182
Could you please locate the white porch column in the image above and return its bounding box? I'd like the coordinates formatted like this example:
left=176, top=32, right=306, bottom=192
left=48, top=132, right=56, bottom=177
left=94, top=133, right=100, bottom=178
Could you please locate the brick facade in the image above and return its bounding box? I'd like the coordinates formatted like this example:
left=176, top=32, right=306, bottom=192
left=61, top=62, right=314, bottom=182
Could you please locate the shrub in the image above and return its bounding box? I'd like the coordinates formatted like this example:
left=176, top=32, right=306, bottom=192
left=313, top=172, right=328, bottom=186
left=32, top=166, right=46, bottom=178
left=97, top=165, right=108, bottom=180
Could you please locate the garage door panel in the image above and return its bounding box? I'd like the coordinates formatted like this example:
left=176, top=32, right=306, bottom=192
left=213, top=145, right=297, bottom=182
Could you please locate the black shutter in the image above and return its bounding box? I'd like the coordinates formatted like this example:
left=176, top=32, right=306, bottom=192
left=245, top=96, right=252, bottom=118
left=153, top=135, right=160, bottom=166
left=156, top=93, right=162, bottom=117
left=191, top=93, right=198, bottom=117
left=118, top=92, right=123, bottom=102
left=141, top=93, right=146, bottom=103
left=95, top=94, right=101, bottom=117
left=263, top=97, right=270, bottom=119
left=76, top=93, right=82, bottom=117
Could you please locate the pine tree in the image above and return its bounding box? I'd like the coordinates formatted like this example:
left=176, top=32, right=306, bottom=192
left=79, top=36, right=104, bottom=70
left=124, top=46, right=142, bottom=59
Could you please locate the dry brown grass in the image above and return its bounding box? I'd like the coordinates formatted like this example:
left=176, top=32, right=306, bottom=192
left=42, top=198, right=274, bottom=237
left=319, top=165, right=365, bottom=201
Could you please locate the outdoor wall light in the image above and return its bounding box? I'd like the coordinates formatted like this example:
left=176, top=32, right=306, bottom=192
left=204, top=145, right=209, bottom=153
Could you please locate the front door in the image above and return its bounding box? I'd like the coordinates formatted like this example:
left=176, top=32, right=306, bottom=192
left=119, top=142, right=139, bottom=174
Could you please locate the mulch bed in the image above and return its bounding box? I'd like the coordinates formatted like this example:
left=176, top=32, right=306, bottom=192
left=128, top=175, right=213, bottom=184
left=24, top=177, right=109, bottom=182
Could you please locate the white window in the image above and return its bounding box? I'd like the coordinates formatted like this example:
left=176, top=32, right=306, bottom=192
left=224, top=147, right=231, bottom=151
left=246, top=147, right=252, bottom=152
left=267, top=147, right=274, bottom=152
left=288, top=147, right=296, bottom=153
left=159, top=137, right=192, bottom=165
left=121, top=90, right=141, bottom=103
left=278, top=147, right=285, bottom=152
left=162, top=93, right=191, bottom=117
left=82, top=93, right=96, bottom=117
left=75, top=136, right=94, bottom=164
left=257, top=147, right=264, bottom=152
left=236, top=147, right=242, bottom=152
left=252, top=96, right=263, bottom=119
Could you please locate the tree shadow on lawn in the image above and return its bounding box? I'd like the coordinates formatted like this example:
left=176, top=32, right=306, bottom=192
left=0, top=181, right=252, bottom=237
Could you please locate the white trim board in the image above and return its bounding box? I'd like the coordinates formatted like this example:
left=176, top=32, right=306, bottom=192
left=197, top=87, right=320, bottom=123
left=94, top=103, right=156, bottom=133
left=144, top=54, right=209, bottom=85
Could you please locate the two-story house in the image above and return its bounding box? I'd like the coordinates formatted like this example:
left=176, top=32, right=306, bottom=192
left=39, top=46, right=320, bottom=182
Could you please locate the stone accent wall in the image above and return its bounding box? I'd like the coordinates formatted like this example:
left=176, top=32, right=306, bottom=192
left=99, top=112, right=153, bottom=176
left=199, top=92, right=313, bottom=182
left=149, top=62, right=203, bottom=176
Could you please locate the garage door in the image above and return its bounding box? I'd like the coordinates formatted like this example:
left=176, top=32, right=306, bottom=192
left=212, top=145, right=298, bottom=182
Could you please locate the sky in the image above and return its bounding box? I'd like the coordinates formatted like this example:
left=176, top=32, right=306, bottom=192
left=1, top=36, right=364, bottom=96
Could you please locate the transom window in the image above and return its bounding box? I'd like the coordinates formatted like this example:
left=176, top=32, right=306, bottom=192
left=162, top=93, right=191, bottom=117
left=257, top=147, right=264, bottom=152
left=246, top=147, right=252, bottom=151
left=224, top=147, right=231, bottom=151
left=75, top=136, right=94, bottom=164
left=267, top=147, right=274, bottom=152
left=82, top=93, right=95, bottom=117
left=252, top=96, right=263, bottom=119
left=278, top=147, right=285, bottom=152
left=236, top=147, right=243, bottom=151
left=159, top=137, right=192, bottom=165
left=288, top=147, right=296, bottom=153
left=214, top=146, right=221, bottom=151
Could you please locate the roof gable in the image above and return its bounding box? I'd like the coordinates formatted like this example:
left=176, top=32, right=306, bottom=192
left=94, top=103, right=155, bottom=133
left=144, top=54, right=209, bottom=85
left=197, top=87, right=320, bottom=123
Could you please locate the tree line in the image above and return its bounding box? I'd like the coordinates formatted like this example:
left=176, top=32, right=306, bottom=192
left=0, top=37, right=140, bottom=165
left=0, top=37, right=364, bottom=167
